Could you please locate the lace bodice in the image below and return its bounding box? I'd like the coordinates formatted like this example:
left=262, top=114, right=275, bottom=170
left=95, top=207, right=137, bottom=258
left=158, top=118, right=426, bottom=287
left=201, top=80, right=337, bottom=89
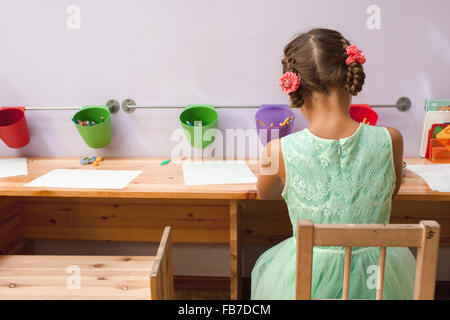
left=252, top=125, right=414, bottom=300
left=281, top=122, right=396, bottom=235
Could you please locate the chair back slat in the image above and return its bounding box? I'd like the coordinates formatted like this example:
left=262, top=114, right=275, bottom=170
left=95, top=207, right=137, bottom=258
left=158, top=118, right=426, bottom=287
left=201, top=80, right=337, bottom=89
left=413, top=221, right=440, bottom=299
left=295, top=220, right=440, bottom=300
left=313, top=224, right=423, bottom=247
left=342, top=246, right=352, bottom=300
left=376, top=247, right=387, bottom=300
left=295, top=220, right=314, bottom=300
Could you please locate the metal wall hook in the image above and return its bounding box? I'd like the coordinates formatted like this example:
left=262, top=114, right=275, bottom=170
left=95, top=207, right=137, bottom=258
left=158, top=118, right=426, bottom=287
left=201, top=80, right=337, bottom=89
left=106, top=99, right=120, bottom=114
left=122, top=99, right=137, bottom=113
left=371, top=97, right=411, bottom=112
left=121, top=97, right=412, bottom=113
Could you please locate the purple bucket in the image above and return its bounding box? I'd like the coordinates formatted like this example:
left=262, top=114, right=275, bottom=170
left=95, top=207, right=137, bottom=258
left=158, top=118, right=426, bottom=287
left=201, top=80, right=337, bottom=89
left=255, top=104, right=295, bottom=145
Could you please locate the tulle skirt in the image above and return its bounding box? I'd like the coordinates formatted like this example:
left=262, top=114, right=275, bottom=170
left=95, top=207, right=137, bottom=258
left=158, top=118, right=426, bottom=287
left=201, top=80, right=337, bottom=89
left=251, top=237, right=416, bottom=300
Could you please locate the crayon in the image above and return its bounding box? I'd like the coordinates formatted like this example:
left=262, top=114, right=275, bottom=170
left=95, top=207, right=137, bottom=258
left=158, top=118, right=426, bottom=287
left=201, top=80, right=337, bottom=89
left=160, top=159, right=171, bottom=166
left=276, top=117, right=288, bottom=128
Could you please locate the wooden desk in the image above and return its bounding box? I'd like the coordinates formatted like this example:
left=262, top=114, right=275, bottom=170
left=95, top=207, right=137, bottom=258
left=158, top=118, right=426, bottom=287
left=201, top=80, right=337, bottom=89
left=0, top=157, right=449, bottom=299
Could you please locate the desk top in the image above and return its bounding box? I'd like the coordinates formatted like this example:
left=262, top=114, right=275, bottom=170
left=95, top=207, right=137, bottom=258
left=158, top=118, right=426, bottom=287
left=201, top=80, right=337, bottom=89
left=0, top=157, right=448, bottom=201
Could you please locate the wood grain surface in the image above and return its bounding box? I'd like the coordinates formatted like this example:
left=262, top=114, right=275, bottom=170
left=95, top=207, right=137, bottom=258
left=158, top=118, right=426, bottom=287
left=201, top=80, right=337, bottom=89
left=0, top=157, right=448, bottom=200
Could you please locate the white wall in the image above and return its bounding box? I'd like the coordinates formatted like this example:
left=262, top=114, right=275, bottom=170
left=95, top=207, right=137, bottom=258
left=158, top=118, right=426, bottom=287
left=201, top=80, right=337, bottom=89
left=1, top=0, right=449, bottom=280
left=1, top=0, right=449, bottom=157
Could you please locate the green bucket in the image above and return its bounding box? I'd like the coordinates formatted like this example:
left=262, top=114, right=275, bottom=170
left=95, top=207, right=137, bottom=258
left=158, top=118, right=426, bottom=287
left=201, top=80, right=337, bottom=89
left=73, top=105, right=112, bottom=148
left=179, top=105, right=218, bottom=148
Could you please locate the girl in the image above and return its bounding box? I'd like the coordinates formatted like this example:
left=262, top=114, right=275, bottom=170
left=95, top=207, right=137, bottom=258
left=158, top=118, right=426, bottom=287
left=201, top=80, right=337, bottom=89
left=252, top=29, right=416, bottom=300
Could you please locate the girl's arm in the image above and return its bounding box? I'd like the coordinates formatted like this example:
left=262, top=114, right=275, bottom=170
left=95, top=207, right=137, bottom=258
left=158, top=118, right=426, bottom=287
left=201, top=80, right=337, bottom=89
left=257, top=139, right=286, bottom=199
left=386, top=127, right=404, bottom=199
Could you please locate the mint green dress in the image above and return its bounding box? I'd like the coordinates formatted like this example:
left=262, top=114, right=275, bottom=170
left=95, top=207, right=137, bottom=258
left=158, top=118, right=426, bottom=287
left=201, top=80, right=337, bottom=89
left=251, top=123, right=416, bottom=300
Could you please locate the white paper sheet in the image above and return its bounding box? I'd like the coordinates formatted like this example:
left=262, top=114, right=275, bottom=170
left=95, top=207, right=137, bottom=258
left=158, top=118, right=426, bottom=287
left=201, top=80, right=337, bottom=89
left=407, top=164, right=450, bottom=192
left=25, top=169, right=142, bottom=189
left=0, top=158, right=28, bottom=178
left=183, top=160, right=257, bottom=186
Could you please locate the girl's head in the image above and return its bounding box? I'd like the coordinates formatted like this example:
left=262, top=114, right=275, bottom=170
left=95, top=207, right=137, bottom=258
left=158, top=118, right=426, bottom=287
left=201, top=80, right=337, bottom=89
left=281, top=29, right=365, bottom=108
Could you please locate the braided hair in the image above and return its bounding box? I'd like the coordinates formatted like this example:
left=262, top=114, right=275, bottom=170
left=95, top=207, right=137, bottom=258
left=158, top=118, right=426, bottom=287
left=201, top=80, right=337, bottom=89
left=282, top=29, right=365, bottom=108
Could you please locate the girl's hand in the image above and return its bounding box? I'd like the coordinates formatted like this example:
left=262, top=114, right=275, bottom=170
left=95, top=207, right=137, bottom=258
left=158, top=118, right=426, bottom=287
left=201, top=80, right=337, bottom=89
left=257, top=139, right=286, bottom=199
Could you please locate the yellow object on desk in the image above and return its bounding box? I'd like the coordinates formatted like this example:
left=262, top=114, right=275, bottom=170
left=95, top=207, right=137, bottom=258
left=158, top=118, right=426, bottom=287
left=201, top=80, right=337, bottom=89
left=436, top=125, right=450, bottom=139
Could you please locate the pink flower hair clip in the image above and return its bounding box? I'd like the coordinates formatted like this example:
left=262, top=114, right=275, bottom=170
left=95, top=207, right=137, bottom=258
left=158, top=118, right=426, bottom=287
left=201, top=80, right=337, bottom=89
left=345, top=44, right=366, bottom=65
left=279, top=72, right=301, bottom=94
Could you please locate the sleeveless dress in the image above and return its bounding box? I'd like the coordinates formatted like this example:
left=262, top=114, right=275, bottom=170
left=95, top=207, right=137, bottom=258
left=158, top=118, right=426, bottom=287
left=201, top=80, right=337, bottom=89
left=251, top=122, right=416, bottom=300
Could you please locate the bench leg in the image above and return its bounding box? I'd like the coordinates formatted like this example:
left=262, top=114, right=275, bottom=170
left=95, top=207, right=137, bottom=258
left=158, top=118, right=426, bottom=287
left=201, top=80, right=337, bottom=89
left=230, top=200, right=242, bottom=300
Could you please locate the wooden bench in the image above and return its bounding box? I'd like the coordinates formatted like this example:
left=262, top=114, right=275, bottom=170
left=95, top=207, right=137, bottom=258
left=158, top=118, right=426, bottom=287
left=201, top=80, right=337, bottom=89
left=296, top=220, right=440, bottom=300
left=0, top=226, right=173, bottom=300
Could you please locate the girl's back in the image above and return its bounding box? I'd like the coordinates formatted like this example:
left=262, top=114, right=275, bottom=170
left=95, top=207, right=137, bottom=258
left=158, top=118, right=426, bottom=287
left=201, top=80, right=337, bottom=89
left=252, top=122, right=416, bottom=299
left=252, top=28, right=416, bottom=300
left=282, top=122, right=395, bottom=228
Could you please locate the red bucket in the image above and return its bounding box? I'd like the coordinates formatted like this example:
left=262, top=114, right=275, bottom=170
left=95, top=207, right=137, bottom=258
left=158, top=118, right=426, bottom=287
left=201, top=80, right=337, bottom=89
left=349, top=104, right=378, bottom=126
left=0, top=107, right=30, bottom=148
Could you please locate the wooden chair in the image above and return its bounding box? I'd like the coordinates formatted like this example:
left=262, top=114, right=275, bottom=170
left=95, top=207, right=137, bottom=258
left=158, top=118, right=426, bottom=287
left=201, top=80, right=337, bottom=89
left=0, top=226, right=173, bottom=300
left=296, top=220, right=440, bottom=300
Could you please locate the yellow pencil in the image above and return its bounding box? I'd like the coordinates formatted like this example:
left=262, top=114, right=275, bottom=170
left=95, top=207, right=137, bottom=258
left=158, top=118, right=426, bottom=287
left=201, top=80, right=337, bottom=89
left=257, top=119, right=266, bottom=126
left=280, top=116, right=293, bottom=127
